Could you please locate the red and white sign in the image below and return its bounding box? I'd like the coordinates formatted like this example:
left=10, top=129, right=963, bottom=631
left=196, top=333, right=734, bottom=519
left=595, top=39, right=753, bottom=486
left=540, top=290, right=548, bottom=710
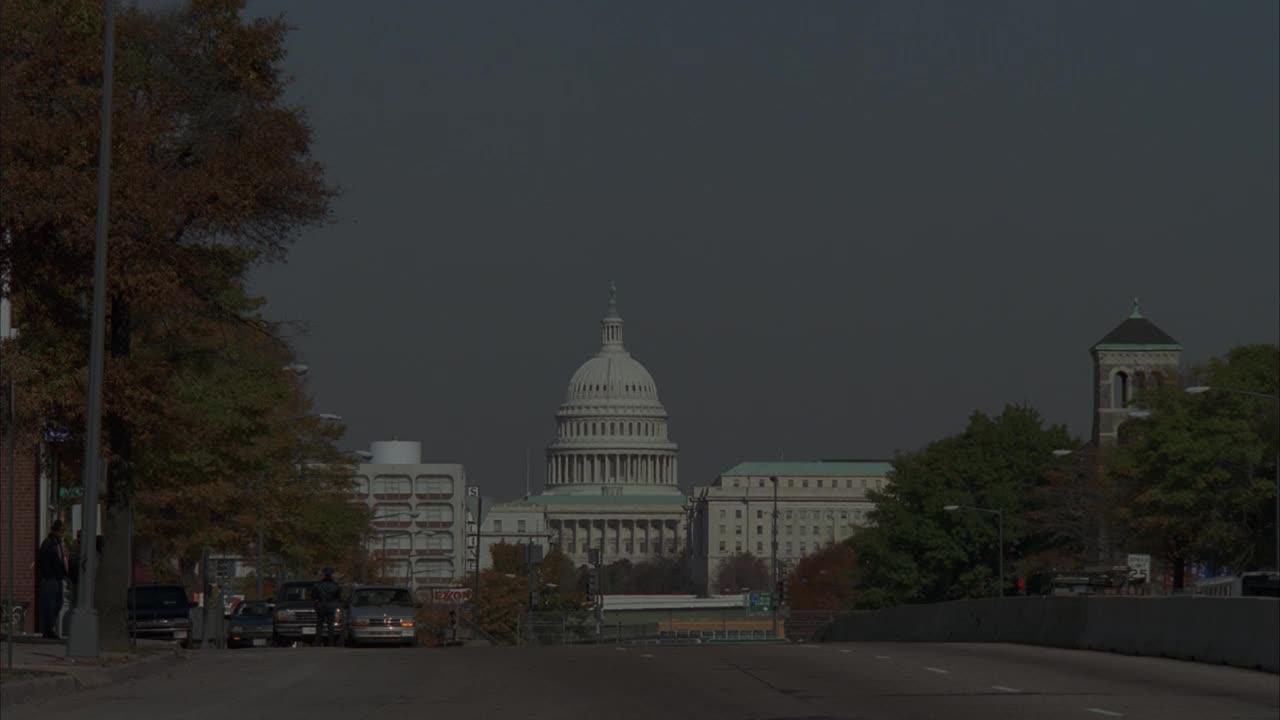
left=432, top=588, right=473, bottom=604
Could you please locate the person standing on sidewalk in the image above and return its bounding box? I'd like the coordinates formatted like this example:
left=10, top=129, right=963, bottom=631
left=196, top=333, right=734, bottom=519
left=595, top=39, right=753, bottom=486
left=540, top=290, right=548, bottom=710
left=313, top=568, right=340, bottom=647
left=36, top=519, right=68, bottom=639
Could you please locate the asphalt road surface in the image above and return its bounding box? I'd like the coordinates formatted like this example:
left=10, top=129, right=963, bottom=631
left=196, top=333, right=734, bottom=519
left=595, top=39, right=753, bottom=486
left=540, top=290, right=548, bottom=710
left=6, top=642, right=1278, bottom=720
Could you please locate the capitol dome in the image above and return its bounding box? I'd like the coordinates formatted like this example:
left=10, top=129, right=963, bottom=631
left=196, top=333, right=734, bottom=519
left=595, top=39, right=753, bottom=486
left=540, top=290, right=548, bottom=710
left=544, top=284, right=679, bottom=494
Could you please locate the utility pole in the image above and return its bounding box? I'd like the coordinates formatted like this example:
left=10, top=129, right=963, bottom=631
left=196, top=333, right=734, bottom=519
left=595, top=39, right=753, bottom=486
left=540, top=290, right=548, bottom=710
left=256, top=473, right=265, bottom=599
left=473, top=494, right=482, bottom=602
left=66, top=0, right=116, bottom=659
left=770, top=476, right=779, bottom=639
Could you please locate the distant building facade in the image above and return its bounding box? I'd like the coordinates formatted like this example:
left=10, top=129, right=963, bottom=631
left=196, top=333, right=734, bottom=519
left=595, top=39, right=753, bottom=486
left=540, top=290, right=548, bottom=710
left=350, top=441, right=466, bottom=590
left=1090, top=299, right=1182, bottom=447
left=690, top=460, right=892, bottom=594
left=476, top=501, right=549, bottom=570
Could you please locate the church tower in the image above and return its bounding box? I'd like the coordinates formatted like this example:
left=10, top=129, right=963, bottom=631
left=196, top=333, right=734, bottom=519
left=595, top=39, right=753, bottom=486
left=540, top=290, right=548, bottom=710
left=1090, top=299, right=1183, bottom=447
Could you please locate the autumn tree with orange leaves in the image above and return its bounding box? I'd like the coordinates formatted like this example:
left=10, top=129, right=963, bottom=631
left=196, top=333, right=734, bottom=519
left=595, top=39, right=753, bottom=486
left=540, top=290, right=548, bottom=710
left=788, top=543, right=857, bottom=611
left=1, top=0, right=337, bottom=648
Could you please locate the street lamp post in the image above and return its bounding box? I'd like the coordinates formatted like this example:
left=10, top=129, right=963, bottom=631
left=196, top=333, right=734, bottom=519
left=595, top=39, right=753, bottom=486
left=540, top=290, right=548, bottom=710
left=1185, top=386, right=1280, bottom=573
left=770, top=476, right=779, bottom=639
left=944, top=505, right=1004, bottom=598
left=372, top=512, right=420, bottom=590
left=257, top=410, right=342, bottom=598
left=66, top=0, right=117, bottom=659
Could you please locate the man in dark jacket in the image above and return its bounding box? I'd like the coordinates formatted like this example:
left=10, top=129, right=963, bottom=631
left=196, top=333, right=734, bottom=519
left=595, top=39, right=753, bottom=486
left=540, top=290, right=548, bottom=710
left=313, top=568, right=340, bottom=647
left=37, top=519, right=68, bottom=638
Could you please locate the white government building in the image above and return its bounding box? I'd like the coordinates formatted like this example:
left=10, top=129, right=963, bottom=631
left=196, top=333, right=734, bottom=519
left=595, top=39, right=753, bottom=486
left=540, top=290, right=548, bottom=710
left=689, top=460, right=892, bottom=594
left=479, top=285, right=687, bottom=568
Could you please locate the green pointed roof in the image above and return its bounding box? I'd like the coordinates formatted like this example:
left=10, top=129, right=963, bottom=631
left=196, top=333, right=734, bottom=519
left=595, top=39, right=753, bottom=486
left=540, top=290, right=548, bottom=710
left=1091, top=298, right=1181, bottom=351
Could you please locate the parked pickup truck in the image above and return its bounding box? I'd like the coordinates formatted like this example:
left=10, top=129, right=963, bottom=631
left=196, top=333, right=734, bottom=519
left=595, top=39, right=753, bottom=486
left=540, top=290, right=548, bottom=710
left=273, top=581, right=344, bottom=646
left=128, top=584, right=194, bottom=648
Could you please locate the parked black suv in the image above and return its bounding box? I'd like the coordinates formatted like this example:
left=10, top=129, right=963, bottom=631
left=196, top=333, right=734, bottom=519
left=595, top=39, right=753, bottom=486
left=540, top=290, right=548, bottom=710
left=128, top=584, right=195, bottom=647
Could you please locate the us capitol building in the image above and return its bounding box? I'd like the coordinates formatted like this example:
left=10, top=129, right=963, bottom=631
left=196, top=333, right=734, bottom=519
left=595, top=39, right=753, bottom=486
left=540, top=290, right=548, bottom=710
left=481, top=285, right=688, bottom=567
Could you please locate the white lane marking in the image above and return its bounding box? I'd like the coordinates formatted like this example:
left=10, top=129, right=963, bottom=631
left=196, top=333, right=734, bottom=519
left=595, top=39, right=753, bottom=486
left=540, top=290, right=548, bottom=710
left=640, top=653, right=654, bottom=658
left=839, top=649, right=852, bottom=653
left=923, top=667, right=950, bottom=674
left=992, top=685, right=1021, bottom=693
left=1084, top=709, right=1124, bottom=718
left=873, top=655, right=892, bottom=660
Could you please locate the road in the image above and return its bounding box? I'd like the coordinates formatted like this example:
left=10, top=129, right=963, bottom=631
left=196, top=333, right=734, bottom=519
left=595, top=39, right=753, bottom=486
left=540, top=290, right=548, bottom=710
left=5, top=642, right=1278, bottom=720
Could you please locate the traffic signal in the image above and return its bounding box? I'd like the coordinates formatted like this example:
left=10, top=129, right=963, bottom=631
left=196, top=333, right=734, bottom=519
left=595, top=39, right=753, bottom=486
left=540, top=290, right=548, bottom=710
left=587, top=572, right=599, bottom=598
left=1016, top=577, right=1027, bottom=595
left=777, top=577, right=790, bottom=605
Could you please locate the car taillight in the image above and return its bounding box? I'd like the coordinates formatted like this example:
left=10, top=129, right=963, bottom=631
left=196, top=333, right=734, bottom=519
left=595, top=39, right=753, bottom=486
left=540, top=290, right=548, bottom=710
left=399, top=621, right=415, bottom=628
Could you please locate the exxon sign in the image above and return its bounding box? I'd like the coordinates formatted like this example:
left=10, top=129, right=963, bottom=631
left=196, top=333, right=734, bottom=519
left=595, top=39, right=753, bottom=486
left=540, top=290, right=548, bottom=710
left=431, top=588, right=473, bottom=605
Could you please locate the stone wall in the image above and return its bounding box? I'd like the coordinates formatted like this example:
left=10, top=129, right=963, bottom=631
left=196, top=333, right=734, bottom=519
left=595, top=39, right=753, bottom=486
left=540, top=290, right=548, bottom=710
left=817, top=596, right=1280, bottom=673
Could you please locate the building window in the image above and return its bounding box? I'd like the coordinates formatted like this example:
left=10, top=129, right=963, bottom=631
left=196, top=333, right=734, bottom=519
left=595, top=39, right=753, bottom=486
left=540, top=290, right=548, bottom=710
left=735, top=542, right=743, bottom=552
left=846, top=479, right=852, bottom=488
left=813, top=526, right=820, bottom=536
left=785, top=542, right=793, bottom=555
left=640, top=540, right=648, bottom=553
left=718, top=509, right=725, bottom=520
left=840, top=511, right=848, bottom=520
left=517, top=519, right=526, bottom=532
left=756, top=542, right=763, bottom=553
left=758, top=479, right=765, bottom=487
left=786, top=526, right=793, bottom=536
left=756, top=510, right=763, bottom=519
left=493, top=520, right=502, bottom=532
left=818, top=479, right=824, bottom=488
left=756, top=525, right=763, bottom=536
left=733, top=478, right=740, bottom=487
left=735, top=509, right=742, bottom=519
left=1113, top=371, right=1130, bottom=408
left=719, top=525, right=726, bottom=535
left=788, top=478, right=794, bottom=487
left=800, top=543, right=807, bottom=554
left=785, top=511, right=793, bottom=520
left=718, top=541, right=726, bottom=552
left=802, top=479, right=809, bottom=488
left=735, top=526, right=742, bottom=536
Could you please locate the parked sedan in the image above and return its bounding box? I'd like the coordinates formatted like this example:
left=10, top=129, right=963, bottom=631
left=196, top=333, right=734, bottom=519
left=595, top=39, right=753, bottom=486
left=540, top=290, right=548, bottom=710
left=344, top=586, right=418, bottom=648
left=227, top=600, right=275, bottom=648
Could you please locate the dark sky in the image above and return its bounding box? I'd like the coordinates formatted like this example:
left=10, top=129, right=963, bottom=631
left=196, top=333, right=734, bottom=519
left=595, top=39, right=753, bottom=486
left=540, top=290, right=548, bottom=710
left=238, top=1, right=1278, bottom=500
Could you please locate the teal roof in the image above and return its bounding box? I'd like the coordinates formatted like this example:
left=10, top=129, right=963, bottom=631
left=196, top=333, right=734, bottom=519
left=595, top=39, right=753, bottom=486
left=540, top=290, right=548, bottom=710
left=720, top=461, right=893, bottom=478
left=525, top=494, right=689, bottom=506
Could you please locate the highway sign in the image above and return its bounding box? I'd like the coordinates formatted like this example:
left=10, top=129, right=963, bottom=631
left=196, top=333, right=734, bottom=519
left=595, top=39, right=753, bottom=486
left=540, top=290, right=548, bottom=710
left=748, top=591, right=771, bottom=613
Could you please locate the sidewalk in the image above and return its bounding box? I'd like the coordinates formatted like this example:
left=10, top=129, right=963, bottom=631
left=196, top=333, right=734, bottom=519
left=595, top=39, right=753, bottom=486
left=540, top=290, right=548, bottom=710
left=0, top=635, right=183, bottom=707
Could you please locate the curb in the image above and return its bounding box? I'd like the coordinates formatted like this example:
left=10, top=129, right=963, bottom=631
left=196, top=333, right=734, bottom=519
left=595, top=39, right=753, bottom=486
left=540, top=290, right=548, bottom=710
left=0, top=651, right=182, bottom=707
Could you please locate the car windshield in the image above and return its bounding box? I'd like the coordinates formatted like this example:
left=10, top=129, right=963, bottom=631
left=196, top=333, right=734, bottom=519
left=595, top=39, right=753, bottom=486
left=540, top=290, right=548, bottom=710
left=350, top=589, right=411, bottom=607
left=129, top=586, right=187, bottom=609
left=239, top=602, right=272, bottom=617
left=279, top=584, right=315, bottom=602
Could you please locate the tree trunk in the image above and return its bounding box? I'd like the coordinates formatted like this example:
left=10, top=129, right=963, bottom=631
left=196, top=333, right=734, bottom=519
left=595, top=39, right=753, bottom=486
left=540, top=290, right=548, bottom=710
left=95, top=297, right=132, bottom=650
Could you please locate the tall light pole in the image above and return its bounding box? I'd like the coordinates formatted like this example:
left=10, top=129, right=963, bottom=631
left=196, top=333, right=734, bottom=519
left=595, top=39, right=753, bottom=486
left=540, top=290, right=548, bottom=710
left=1185, top=386, right=1280, bottom=573
left=66, top=0, right=117, bottom=659
left=253, top=366, right=311, bottom=599
left=257, top=410, right=342, bottom=598
left=372, top=512, right=420, bottom=590
left=944, top=505, right=1004, bottom=598
left=769, top=475, right=779, bottom=638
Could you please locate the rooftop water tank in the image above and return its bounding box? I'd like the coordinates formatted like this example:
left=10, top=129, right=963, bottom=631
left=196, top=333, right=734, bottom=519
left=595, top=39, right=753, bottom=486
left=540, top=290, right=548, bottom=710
left=369, top=440, right=421, bottom=465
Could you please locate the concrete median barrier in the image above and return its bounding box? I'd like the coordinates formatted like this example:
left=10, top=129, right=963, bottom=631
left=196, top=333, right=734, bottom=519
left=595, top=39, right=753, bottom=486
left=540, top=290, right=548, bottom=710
left=819, top=596, right=1279, bottom=673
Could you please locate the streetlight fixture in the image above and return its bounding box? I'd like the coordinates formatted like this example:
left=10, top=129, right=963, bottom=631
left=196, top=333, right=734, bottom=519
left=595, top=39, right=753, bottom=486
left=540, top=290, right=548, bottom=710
left=944, top=505, right=1004, bottom=598
left=1182, top=385, right=1280, bottom=573
left=256, top=411, right=343, bottom=598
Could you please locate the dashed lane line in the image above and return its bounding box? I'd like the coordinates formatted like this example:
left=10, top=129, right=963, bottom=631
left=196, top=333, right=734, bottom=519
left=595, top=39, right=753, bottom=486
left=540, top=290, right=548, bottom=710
left=1084, top=709, right=1124, bottom=718
left=923, top=667, right=950, bottom=674
left=991, top=686, right=1021, bottom=693
left=873, top=655, right=892, bottom=660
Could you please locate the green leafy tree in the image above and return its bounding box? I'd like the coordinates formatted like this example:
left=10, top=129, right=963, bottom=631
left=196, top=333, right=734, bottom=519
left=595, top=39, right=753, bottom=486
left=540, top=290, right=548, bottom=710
left=1112, top=344, right=1278, bottom=586
left=851, top=404, right=1073, bottom=608
left=2, top=0, right=334, bottom=648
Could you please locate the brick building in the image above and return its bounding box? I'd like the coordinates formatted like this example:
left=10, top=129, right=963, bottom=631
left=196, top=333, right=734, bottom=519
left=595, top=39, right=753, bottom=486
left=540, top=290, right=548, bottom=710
left=0, top=432, right=40, bottom=634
